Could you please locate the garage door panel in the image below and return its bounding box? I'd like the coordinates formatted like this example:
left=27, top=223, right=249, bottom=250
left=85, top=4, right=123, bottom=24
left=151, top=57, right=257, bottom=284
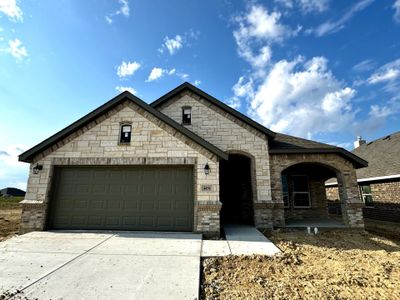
left=49, top=166, right=193, bottom=231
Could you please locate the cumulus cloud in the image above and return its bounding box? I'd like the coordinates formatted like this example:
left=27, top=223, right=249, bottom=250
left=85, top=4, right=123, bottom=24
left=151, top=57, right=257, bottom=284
left=7, top=38, right=27, bottom=60
left=116, top=61, right=140, bottom=78
left=146, top=67, right=177, bottom=82
left=394, top=0, right=400, bottom=22
left=193, top=80, right=201, bottom=86
left=367, top=59, right=400, bottom=84
left=105, top=0, right=130, bottom=24
left=0, top=0, right=23, bottom=22
left=234, top=56, right=358, bottom=138
left=233, top=4, right=296, bottom=69
left=308, top=0, right=374, bottom=37
left=115, top=86, right=137, bottom=94
left=159, top=35, right=183, bottom=55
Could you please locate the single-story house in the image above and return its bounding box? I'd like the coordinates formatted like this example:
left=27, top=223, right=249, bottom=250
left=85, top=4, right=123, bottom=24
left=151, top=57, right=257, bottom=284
left=19, top=83, right=367, bottom=236
left=1, top=187, right=26, bottom=197
left=326, top=133, right=400, bottom=222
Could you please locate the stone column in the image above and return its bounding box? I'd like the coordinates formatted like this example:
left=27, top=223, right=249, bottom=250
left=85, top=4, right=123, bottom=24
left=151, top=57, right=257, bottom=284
left=337, top=170, right=364, bottom=228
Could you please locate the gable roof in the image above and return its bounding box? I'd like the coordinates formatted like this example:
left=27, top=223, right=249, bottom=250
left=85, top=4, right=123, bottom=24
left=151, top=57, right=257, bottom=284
left=19, top=92, right=228, bottom=163
left=352, top=131, right=400, bottom=179
left=269, top=133, right=368, bottom=169
left=150, top=82, right=276, bottom=138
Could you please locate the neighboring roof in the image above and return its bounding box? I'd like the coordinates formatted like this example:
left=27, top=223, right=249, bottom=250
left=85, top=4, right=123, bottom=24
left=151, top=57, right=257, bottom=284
left=19, top=92, right=228, bottom=163
left=352, top=131, right=400, bottom=179
left=150, top=82, right=276, bottom=138
left=269, top=133, right=368, bottom=169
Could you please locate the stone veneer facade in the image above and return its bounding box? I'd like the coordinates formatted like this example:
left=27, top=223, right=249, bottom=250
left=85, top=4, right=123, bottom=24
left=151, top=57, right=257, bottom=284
left=20, top=100, right=221, bottom=235
left=157, top=90, right=273, bottom=228
left=20, top=89, right=366, bottom=235
left=270, top=153, right=364, bottom=228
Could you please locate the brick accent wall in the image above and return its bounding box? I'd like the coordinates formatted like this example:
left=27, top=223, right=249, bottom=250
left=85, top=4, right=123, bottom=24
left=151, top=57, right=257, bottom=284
left=157, top=90, right=272, bottom=228
left=21, top=101, right=221, bottom=235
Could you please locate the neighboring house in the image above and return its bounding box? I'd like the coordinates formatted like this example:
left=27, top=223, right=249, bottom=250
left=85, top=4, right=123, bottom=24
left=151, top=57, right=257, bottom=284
left=18, top=83, right=367, bottom=236
left=326, top=133, right=400, bottom=223
left=0, top=187, right=26, bottom=197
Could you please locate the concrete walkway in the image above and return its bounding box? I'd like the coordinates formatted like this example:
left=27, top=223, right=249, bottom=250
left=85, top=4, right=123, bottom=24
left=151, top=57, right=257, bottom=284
left=201, top=225, right=281, bottom=257
left=0, top=231, right=202, bottom=300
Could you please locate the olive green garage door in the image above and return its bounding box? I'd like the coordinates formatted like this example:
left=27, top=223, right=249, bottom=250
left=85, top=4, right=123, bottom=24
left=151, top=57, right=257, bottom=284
left=48, top=166, right=194, bottom=231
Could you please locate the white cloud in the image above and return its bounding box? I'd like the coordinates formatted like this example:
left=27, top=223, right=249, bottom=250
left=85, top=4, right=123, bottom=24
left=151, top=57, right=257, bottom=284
left=147, top=67, right=164, bottom=81
left=105, top=0, right=130, bottom=24
left=193, top=80, right=201, bottom=86
left=115, top=86, right=137, bottom=94
left=233, top=5, right=295, bottom=69
left=352, top=59, right=376, bottom=73
left=275, top=0, right=329, bottom=14
left=177, top=72, right=189, bottom=81
left=367, top=59, right=400, bottom=84
left=0, top=0, right=23, bottom=22
left=159, top=35, right=183, bottom=55
left=0, top=143, right=29, bottom=190
left=309, top=0, right=374, bottom=37
left=116, top=61, right=140, bottom=78
left=7, top=38, right=27, bottom=60
left=145, top=67, right=182, bottom=82
left=235, top=56, right=357, bottom=138
left=394, top=0, right=400, bottom=22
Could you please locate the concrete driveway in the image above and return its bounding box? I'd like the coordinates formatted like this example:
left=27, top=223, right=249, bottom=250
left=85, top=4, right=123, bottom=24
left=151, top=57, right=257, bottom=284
left=0, top=231, right=202, bottom=300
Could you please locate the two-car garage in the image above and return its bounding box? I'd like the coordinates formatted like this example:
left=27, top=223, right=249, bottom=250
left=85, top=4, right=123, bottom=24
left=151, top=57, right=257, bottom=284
left=47, top=166, right=194, bottom=232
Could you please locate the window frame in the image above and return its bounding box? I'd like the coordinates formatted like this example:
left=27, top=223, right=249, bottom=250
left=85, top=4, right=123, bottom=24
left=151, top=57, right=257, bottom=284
left=182, top=106, right=192, bottom=125
left=119, top=122, right=132, bottom=145
left=291, top=175, right=312, bottom=208
left=360, top=184, right=374, bottom=206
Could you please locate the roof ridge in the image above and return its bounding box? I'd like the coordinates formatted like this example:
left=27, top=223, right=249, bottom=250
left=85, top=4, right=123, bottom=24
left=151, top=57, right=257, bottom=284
left=150, top=82, right=276, bottom=138
left=19, top=91, right=228, bottom=162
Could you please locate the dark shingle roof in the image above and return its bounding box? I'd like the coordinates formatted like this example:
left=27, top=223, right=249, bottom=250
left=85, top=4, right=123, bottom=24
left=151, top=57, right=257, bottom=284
left=151, top=82, right=276, bottom=138
left=352, top=131, right=400, bottom=179
left=269, top=133, right=368, bottom=168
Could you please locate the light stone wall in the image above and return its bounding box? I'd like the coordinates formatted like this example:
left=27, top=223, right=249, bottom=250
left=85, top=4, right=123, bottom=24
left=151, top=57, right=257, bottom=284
left=157, top=90, right=272, bottom=228
left=270, top=153, right=364, bottom=228
left=21, top=101, right=221, bottom=234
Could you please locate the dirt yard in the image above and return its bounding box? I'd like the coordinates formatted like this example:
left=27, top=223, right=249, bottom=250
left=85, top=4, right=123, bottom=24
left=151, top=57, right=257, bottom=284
left=0, top=197, right=22, bottom=241
left=202, top=229, right=400, bottom=300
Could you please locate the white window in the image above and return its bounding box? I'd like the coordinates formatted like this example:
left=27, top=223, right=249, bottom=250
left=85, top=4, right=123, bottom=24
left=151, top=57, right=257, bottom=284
left=182, top=106, right=192, bottom=125
left=119, top=124, right=132, bottom=144
left=360, top=185, right=373, bottom=206
left=292, top=175, right=311, bottom=208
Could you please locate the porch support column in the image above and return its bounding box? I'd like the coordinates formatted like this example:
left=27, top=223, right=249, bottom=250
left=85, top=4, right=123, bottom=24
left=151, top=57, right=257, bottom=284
left=337, top=170, right=364, bottom=228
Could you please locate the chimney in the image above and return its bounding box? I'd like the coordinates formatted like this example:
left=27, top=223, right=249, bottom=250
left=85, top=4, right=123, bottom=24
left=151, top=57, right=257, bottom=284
left=354, top=136, right=366, bottom=148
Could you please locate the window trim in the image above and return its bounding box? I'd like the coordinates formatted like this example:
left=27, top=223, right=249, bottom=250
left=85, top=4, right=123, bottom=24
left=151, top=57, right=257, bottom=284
left=119, top=122, right=132, bottom=145
left=291, top=175, right=312, bottom=208
left=182, top=106, right=192, bottom=125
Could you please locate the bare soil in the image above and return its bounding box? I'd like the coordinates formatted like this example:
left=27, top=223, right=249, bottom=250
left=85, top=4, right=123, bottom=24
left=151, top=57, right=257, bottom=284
left=0, top=197, right=22, bottom=241
left=201, top=229, right=400, bottom=300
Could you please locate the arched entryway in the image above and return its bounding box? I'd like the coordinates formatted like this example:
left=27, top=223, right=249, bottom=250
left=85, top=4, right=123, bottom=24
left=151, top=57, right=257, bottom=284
left=281, top=162, right=345, bottom=226
left=219, top=153, right=254, bottom=225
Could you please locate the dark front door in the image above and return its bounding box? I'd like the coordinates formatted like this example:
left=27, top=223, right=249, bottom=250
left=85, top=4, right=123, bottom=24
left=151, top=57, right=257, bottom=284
left=48, top=166, right=194, bottom=231
left=219, top=154, right=254, bottom=225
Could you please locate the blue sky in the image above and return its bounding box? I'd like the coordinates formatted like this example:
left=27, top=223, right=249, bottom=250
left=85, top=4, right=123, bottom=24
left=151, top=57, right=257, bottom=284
left=1, top=0, right=400, bottom=190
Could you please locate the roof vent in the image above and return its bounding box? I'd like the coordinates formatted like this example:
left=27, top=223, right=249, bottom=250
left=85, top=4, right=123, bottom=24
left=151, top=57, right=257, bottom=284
left=383, top=135, right=391, bottom=140
left=354, top=136, right=366, bottom=148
